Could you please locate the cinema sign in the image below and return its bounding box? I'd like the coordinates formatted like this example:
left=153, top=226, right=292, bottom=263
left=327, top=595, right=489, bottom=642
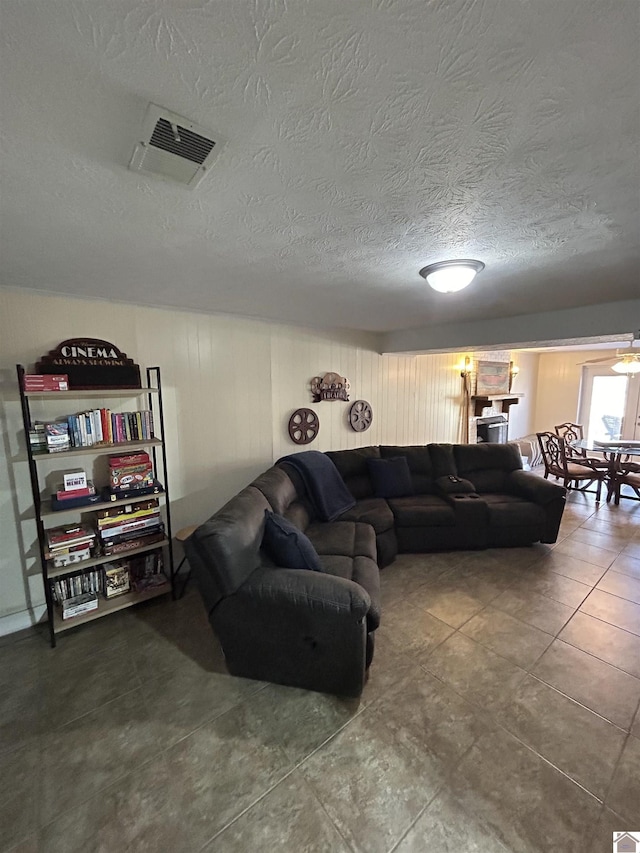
left=37, top=338, right=141, bottom=389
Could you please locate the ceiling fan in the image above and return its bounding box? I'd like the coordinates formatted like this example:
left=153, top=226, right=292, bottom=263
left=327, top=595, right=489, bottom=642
left=578, top=336, right=640, bottom=374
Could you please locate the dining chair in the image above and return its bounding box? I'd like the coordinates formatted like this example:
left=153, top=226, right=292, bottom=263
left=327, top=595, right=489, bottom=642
left=537, top=431, right=607, bottom=502
left=611, top=461, right=640, bottom=505
left=554, top=422, right=608, bottom=468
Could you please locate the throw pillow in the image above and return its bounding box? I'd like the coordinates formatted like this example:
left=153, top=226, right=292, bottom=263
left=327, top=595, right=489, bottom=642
left=367, top=456, right=414, bottom=498
left=435, top=475, right=476, bottom=494
left=262, top=511, right=323, bottom=572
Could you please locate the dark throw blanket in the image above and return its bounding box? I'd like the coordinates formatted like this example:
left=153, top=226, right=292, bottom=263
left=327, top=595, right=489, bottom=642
left=278, top=451, right=355, bottom=522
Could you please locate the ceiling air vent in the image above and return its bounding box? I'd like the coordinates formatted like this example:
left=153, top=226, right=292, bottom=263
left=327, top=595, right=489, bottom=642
left=129, top=104, right=223, bottom=189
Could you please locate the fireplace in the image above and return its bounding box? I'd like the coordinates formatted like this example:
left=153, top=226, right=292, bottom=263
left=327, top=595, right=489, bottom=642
left=476, top=415, right=509, bottom=444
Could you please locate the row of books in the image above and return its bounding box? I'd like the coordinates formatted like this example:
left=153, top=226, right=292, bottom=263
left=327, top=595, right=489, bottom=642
left=51, top=568, right=103, bottom=602
left=51, top=552, right=167, bottom=618
left=31, top=409, right=155, bottom=453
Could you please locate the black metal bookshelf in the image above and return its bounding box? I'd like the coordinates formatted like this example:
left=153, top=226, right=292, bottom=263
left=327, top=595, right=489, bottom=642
left=16, top=364, right=175, bottom=646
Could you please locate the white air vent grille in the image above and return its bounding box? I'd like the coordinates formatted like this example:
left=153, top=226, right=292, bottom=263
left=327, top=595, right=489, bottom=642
left=129, top=104, right=223, bottom=189
left=149, top=118, right=216, bottom=165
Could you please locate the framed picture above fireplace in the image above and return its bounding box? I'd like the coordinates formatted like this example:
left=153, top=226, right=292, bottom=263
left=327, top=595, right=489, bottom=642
left=476, top=361, right=510, bottom=395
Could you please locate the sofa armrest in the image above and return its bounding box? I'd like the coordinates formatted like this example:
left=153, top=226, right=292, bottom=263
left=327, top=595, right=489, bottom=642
left=240, top=566, right=371, bottom=622
left=213, top=566, right=371, bottom=697
left=508, top=470, right=566, bottom=504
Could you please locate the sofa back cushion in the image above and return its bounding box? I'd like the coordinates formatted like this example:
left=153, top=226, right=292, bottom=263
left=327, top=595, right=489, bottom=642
left=380, top=445, right=438, bottom=494
left=426, top=444, right=458, bottom=479
left=453, top=442, right=523, bottom=493
left=185, top=485, right=271, bottom=608
left=367, top=456, right=414, bottom=498
left=325, top=446, right=381, bottom=499
left=252, top=466, right=297, bottom=514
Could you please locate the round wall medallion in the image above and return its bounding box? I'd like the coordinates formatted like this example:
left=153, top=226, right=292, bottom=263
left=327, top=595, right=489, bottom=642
left=288, top=408, right=320, bottom=445
left=349, top=400, right=373, bottom=432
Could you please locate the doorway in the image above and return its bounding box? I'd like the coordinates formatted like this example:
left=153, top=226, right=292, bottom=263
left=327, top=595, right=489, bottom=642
left=578, top=367, right=640, bottom=442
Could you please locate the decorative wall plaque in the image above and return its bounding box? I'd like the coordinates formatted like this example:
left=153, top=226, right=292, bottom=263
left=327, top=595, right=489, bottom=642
left=288, top=408, right=320, bottom=445
left=349, top=400, right=373, bottom=432
left=36, top=339, right=141, bottom=389
left=310, top=372, right=350, bottom=403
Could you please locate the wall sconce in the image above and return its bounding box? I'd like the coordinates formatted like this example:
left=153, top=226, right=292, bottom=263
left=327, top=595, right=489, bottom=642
left=460, top=356, right=472, bottom=378
left=509, top=361, right=520, bottom=391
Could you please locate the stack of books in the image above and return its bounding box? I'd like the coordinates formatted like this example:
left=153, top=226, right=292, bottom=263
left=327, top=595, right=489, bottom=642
left=28, top=422, right=48, bottom=453
left=96, top=498, right=164, bottom=556
left=45, top=523, right=96, bottom=568
left=23, top=374, right=69, bottom=392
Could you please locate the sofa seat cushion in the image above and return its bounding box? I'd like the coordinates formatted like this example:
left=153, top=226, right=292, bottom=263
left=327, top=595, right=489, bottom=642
left=481, top=494, right=546, bottom=527
left=337, top=498, right=395, bottom=534
left=320, top=554, right=381, bottom=630
left=306, top=521, right=377, bottom=562
left=388, top=495, right=456, bottom=527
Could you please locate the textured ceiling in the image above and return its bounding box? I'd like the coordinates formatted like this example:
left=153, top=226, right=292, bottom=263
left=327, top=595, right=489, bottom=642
left=1, top=0, right=638, bottom=333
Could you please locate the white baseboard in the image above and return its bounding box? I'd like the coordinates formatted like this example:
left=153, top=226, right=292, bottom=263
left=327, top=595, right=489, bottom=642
left=0, top=605, right=46, bottom=637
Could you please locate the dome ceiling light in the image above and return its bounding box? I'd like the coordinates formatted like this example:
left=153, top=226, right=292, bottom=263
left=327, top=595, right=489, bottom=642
left=418, top=259, right=485, bottom=293
left=611, top=354, right=640, bottom=375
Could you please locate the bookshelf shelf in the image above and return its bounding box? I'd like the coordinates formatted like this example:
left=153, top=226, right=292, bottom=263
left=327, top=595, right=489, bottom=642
left=16, top=364, right=175, bottom=647
left=24, top=387, right=159, bottom=399
left=53, top=581, right=170, bottom=633
left=40, top=489, right=166, bottom=517
left=47, top=538, right=171, bottom=579
left=32, top=438, right=163, bottom=461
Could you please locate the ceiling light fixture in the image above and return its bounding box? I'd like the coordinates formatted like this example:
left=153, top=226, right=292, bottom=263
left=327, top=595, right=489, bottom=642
left=419, top=259, right=485, bottom=293
left=611, top=354, right=640, bottom=375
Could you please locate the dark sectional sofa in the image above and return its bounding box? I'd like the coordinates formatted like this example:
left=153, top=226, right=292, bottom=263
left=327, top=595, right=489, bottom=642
left=185, top=442, right=566, bottom=698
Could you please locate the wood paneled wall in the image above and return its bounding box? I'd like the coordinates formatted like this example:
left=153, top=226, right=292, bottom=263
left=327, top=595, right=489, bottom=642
left=0, top=288, right=469, bottom=630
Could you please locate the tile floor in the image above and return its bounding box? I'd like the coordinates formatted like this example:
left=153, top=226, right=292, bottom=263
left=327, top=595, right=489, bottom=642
left=1, top=490, right=640, bottom=852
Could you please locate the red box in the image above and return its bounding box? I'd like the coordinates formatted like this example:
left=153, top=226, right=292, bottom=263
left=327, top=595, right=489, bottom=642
left=23, top=374, right=69, bottom=391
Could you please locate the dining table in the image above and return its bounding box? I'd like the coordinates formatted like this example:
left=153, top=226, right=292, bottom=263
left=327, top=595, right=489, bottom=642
left=571, top=438, right=640, bottom=503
